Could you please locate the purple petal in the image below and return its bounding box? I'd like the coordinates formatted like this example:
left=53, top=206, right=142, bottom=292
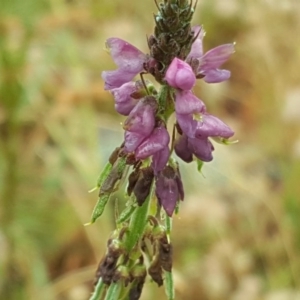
left=106, top=38, right=146, bottom=72
left=111, top=82, right=140, bottom=115
left=165, top=58, right=196, bottom=90
left=175, top=90, right=205, bottom=115
left=175, top=167, right=184, bottom=201
left=186, top=25, right=205, bottom=61
left=152, top=147, right=170, bottom=175
left=199, top=44, right=235, bottom=71
left=102, top=38, right=146, bottom=89
left=174, top=133, right=193, bottom=163
left=123, top=96, right=157, bottom=136
left=195, top=113, right=234, bottom=138
left=155, top=167, right=179, bottom=217
left=203, top=69, right=231, bottom=83
left=135, top=126, right=170, bottom=160
left=102, top=69, right=139, bottom=90
left=188, top=137, right=214, bottom=162
left=176, top=113, right=198, bottom=138
left=124, top=131, right=147, bottom=153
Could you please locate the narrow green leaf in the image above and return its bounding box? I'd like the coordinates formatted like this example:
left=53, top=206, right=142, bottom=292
left=124, top=191, right=152, bottom=252
left=89, top=277, right=106, bottom=300
left=104, top=282, right=122, bottom=300
left=90, top=194, right=110, bottom=224
left=97, top=162, right=113, bottom=187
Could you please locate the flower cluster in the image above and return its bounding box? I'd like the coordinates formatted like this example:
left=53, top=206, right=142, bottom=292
left=90, top=1, right=236, bottom=299
left=101, top=25, right=234, bottom=216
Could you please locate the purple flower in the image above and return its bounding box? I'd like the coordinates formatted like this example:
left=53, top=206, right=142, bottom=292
left=102, top=38, right=147, bottom=90
left=123, top=96, right=157, bottom=152
left=174, top=90, right=234, bottom=163
left=175, top=90, right=205, bottom=137
left=174, top=90, right=234, bottom=139
left=111, top=82, right=140, bottom=116
left=155, top=165, right=184, bottom=217
left=135, top=125, right=170, bottom=159
left=187, top=26, right=235, bottom=83
left=152, top=147, right=170, bottom=175
left=195, top=113, right=234, bottom=139
left=165, top=58, right=196, bottom=90
left=173, top=133, right=193, bottom=163
left=135, top=124, right=170, bottom=173
left=174, top=133, right=214, bottom=162
left=186, top=26, right=205, bottom=62
left=165, top=25, right=234, bottom=89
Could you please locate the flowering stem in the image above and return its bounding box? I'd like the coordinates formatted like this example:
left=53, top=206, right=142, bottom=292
left=89, top=278, right=106, bottom=300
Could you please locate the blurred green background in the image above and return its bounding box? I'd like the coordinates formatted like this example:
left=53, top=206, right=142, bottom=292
left=1, top=0, right=300, bottom=299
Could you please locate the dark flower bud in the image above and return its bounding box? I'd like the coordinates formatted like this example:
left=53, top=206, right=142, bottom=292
left=148, top=252, right=163, bottom=287
left=108, top=146, right=121, bottom=165
left=127, top=167, right=140, bottom=196
left=158, top=234, right=173, bottom=272
left=133, top=167, right=154, bottom=206
left=95, top=239, right=123, bottom=285
left=129, top=261, right=147, bottom=300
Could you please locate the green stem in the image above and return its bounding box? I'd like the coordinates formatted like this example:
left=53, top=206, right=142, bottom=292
left=157, top=85, right=174, bottom=122
left=164, top=271, right=175, bottom=300
left=104, top=282, right=122, bottom=300
left=89, top=278, right=106, bottom=300
left=124, top=192, right=152, bottom=252
left=166, top=215, right=172, bottom=237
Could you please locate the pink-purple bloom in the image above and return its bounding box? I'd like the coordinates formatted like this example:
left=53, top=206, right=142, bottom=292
left=102, top=38, right=147, bottom=90
left=135, top=124, right=170, bottom=173
left=175, top=133, right=214, bottom=162
left=135, top=125, right=170, bottom=160
left=123, top=96, right=157, bottom=152
left=195, top=44, right=235, bottom=83
left=165, top=58, right=196, bottom=90
left=111, top=82, right=140, bottom=115
left=174, top=90, right=234, bottom=162
left=155, top=165, right=184, bottom=217
left=152, top=147, right=170, bottom=174
left=165, top=25, right=235, bottom=86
